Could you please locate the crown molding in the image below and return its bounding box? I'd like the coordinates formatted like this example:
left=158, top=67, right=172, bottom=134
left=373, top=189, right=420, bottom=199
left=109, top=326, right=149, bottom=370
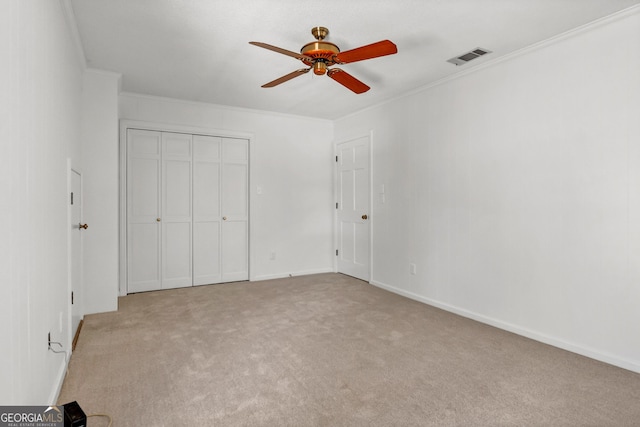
left=338, top=4, right=640, bottom=122
left=119, top=91, right=333, bottom=124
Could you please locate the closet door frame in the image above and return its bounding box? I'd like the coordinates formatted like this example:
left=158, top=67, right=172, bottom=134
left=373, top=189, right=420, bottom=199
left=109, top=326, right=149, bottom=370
left=119, top=120, right=254, bottom=296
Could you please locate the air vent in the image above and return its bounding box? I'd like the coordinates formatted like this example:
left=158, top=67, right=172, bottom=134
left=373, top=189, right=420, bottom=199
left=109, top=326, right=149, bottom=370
left=447, top=47, right=492, bottom=66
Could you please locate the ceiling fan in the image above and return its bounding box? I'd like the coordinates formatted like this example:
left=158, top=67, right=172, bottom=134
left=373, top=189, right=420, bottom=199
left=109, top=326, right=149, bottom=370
left=249, top=27, right=397, bottom=94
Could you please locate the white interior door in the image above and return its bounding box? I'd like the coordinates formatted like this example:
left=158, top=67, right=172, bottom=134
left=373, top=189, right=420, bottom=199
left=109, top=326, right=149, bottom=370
left=70, top=170, right=83, bottom=337
left=221, top=138, right=249, bottom=282
left=193, top=135, right=222, bottom=285
left=127, top=129, right=162, bottom=293
left=337, top=136, right=370, bottom=281
left=161, top=132, right=192, bottom=289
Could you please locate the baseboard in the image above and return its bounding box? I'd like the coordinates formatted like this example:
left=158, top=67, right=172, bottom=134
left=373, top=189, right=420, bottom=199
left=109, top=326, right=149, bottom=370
left=370, top=279, right=640, bottom=374
left=72, top=319, right=83, bottom=351
left=49, top=353, right=70, bottom=405
left=49, top=320, right=84, bottom=405
left=252, top=267, right=334, bottom=282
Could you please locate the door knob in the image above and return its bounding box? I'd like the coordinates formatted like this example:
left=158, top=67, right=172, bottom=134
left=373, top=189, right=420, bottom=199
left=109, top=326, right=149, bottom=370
left=223, top=216, right=227, bottom=221
left=156, top=218, right=161, bottom=222
left=79, top=223, right=88, bottom=229
left=362, top=214, right=368, bottom=220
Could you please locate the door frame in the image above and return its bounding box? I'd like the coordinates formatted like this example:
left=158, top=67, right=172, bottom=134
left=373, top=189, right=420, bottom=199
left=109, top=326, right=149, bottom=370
left=67, top=161, right=83, bottom=353
left=119, top=120, right=254, bottom=296
left=333, top=131, right=373, bottom=282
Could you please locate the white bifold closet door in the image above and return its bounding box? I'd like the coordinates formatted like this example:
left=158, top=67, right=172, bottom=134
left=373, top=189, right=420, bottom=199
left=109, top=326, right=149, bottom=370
left=161, top=132, right=193, bottom=289
left=220, top=139, right=249, bottom=282
left=127, top=130, right=163, bottom=293
left=192, top=135, right=249, bottom=285
left=127, top=129, right=248, bottom=293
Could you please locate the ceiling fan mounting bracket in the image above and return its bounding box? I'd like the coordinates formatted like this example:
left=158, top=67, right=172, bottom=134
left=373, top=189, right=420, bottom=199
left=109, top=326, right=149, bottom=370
left=311, top=26, right=329, bottom=41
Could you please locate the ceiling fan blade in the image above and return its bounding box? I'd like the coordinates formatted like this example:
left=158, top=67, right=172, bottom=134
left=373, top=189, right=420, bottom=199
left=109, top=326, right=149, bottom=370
left=334, top=40, right=397, bottom=64
left=327, top=68, right=370, bottom=94
left=262, top=68, right=310, bottom=88
left=249, top=41, right=313, bottom=62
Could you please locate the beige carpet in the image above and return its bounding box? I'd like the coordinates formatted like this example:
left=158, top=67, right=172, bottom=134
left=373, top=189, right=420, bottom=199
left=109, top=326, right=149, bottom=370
left=59, top=273, right=640, bottom=426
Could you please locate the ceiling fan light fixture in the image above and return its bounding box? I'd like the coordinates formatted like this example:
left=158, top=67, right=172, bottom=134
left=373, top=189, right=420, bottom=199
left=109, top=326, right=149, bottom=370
left=313, top=61, right=327, bottom=75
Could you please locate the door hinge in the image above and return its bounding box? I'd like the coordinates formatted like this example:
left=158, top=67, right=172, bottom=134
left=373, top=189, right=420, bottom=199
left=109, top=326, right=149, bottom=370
left=335, top=155, right=338, bottom=162
left=336, top=202, right=338, bottom=209
left=71, top=291, right=74, bottom=305
left=336, top=249, right=339, bottom=256
left=70, top=192, right=74, bottom=205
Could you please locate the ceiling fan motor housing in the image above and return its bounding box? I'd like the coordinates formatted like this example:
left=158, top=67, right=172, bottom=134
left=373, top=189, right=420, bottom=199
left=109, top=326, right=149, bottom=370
left=301, top=41, right=340, bottom=75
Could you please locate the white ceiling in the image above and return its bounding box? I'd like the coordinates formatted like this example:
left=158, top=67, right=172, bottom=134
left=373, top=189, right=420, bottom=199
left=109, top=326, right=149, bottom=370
left=70, top=0, right=639, bottom=120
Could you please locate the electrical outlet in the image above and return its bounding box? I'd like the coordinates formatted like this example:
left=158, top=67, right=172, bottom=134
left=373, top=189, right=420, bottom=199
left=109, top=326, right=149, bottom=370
left=410, top=263, right=417, bottom=275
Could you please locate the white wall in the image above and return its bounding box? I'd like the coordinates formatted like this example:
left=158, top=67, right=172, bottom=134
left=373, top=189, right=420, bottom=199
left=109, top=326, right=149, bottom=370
left=0, top=0, right=84, bottom=404
left=334, top=9, right=640, bottom=372
left=81, top=69, right=121, bottom=314
left=119, top=94, right=335, bottom=285
left=3, top=1, right=635, bottom=408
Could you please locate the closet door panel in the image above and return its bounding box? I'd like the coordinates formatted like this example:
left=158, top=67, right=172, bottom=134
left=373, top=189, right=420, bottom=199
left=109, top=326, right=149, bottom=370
left=194, top=162, right=220, bottom=219
left=221, top=138, right=249, bottom=282
left=193, top=222, right=221, bottom=285
left=128, top=223, right=160, bottom=292
left=127, top=129, right=161, bottom=293
left=222, top=164, right=248, bottom=217
left=162, top=222, right=192, bottom=288
left=164, top=160, right=191, bottom=218
left=193, top=135, right=222, bottom=285
left=164, top=136, right=190, bottom=156
left=130, top=158, right=160, bottom=218
left=161, top=132, right=192, bottom=289
left=194, top=135, right=221, bottom=161
left=221, top=220, right=248, bottom=282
